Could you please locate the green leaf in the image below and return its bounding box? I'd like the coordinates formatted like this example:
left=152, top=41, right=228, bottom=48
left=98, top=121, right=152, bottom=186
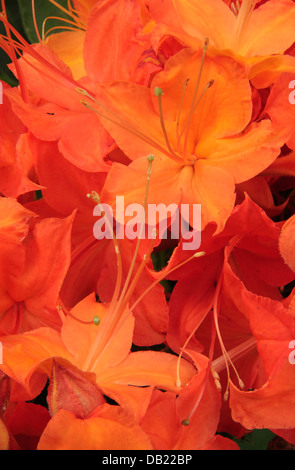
left=235, top=430, right=276, bottom=451
left=17, top=0, right=71, bottom=44
left=0, top=0, right=26, bottom=85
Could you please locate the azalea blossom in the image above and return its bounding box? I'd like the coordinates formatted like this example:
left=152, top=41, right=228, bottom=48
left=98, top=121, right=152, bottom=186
left=0, top=0, right=295, bottom=451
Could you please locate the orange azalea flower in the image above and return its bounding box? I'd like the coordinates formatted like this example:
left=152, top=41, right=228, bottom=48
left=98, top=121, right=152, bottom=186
left=0, top=371, right=50, bottom=450
left=2, top=401, right=50, bottom=450
left=44, top=0, right=159, bottom=83
left=0, top=293, right=196, bottom=425
left=93, top=47, right=285, bottom=232
left=37, top=406, right=154, bottom=450
left=147, top=0, right=295, bottom=86
left=0, top=197, right=74, bottom=334
left=0, top=0, right=160, bottom=172
left=140, top=354, right=239, bottom=450
left=33, top=0, right=90, bottom=80
left=0, top=202, right=200, bottom=422
left=28, top=141, right=168, bottom=345
left=157, top=197, right=295, bottom=435
left=0, top=83, right=41, bottom=197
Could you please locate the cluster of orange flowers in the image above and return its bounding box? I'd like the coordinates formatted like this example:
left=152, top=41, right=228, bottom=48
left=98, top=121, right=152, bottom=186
left=0, top=0, right=295, bottom=450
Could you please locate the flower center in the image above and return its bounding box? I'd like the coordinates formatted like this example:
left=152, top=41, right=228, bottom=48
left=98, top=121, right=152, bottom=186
left=154, top=38, right=214, bottom=166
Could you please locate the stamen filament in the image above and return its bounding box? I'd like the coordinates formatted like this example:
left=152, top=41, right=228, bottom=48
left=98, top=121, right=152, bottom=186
left=175, top=299, right=214, bottom=388
left=58, top=298, right=94, bottom=325
left=47, top=0, right=84, bottom=28
left=79, top=96, right=174, bottom=160
left=0, top=13, right=80, bottom=91
left=212, top=337, right=257, bottom=375
left=0, top=2, right=29, bottom=101
left=128, top=251, right=206, bottom=315
left=32, top=0, right=42, bottom=43
left=180, top=38, right=209, bottom=158
left=176, top=78, right=189, bottom=152
left=154, top=87, right=184, bottom=164
left=82, top=156, right=155, bottom=373
left=113, top=156, right=154, bottom=308
left=87, top=191, right=123, bottom=311
left=42, top=16, right=85, bottom=41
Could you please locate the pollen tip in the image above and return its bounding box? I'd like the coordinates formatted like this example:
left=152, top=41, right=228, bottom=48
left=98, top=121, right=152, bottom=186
left=208, top=79, right=214, bottom=88
left=80, top=99, right=91, bottom=108
left=181, top=419, right=190, bottom=426
left=93, top=316, right=100, bottom=326
left=147, top=154, right=155, bottom=162
left=87, top=191, right=101, bottom=204
left=176, top=379, right=182, bottom=388
left=239, top=378, right=245, bottom=389
left=76, top=87, right=87, bottom=95
left=193, top=251, right=206, bottom=258
left=154, top=86, right=164, bottom=97
left=223, top=391, right=229, bottom=402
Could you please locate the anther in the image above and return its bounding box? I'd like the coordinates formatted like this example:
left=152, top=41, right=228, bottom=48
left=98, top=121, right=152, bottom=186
left=87, top=191, right=101, bottom=204
left=154, top=87, right=183, bottom=163
left=223, top=390, right=229, bottom=401
left=211, top=367, right=222, bottom=392
left=93, top=316, right=100, bottom=326
left=76, top=87, right=96, bottom=101
left=81, top=99, right=92, bottom=109
left=193, top=251, right=206, bottom=258
left=154, top=87, right=164, bottom=97
left=76, top=86, right=88, bottom=95
left=181, top=419, right=190, bottom=426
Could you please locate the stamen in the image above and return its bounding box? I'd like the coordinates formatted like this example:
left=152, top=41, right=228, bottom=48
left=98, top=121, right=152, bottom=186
left=176, top=78, right=189, bottom=152
left=110, top=155, right=155, bottom=311
left=47, top=0, right=84, bottom=28
left=211, top=271, right=245, bottom=399
left=79, top=94, right=174, bottom=160
left=154, top=87, right=184, bottom=164
left=181, top=419, right=190, bottom=426
left=87, top=191, right=123, bottom=311
left=57, top=299, right=95, bottom=325
left=0, top=2, right=29, bottom=102
left=212, top=337, right=257, bottom=375
left=42, top=17, right=85, bottom=42
left=93, top=316, right=100, bottom=326
left=82, top=156, right=155, bottom=373
left=178, top=38, right=209, bottom=159
left=0, top=11, right=80, bottom=93
left=128, top=250, right=206, bottom=315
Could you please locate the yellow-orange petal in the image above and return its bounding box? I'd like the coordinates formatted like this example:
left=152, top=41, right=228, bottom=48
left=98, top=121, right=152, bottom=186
left=37, top=409, right=153, bottom=450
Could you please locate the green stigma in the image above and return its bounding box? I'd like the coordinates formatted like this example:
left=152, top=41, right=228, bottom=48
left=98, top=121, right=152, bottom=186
left=181, top=419, right=190, bottom=426
left=154, top=86, right=164, bottom=97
